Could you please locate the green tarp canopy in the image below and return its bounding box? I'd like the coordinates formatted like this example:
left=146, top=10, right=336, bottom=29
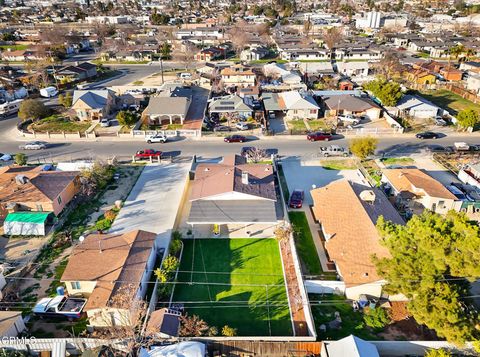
left=4, top=212, right=51, bottom=224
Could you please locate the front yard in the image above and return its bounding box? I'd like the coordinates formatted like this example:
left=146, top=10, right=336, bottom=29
left=419, top=89, right=480, bottom=115
left=31, top=115, right=91, bottom=133
left=171, top=238, right=293, bottom=336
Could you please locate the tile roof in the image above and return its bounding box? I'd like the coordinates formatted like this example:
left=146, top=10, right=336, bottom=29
left=61, top=230, right=156, bottom=310
left=0, top=166, right=78, bottom=209
left=190, top=154, right=276, bottom=201
left=311, top=180, right=403, bottom=287
left=323, top=94, right=379, bottom=112
left=382, top=169, right=457, bottom=200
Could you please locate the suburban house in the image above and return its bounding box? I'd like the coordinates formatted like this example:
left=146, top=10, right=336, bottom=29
left=336, top=61, right=370, bottom=77
left=54, top=62, right=97, bottom=83
left=220, top=65, right=256, bottom=88
left=61, top=230, right=158, bottom=328
left=466, top=73, right=480, bottom=95
left=185, top=155, right=280, bottom=238
left=0, top=311, right=26, bottom=337
left=71, top=89, right=116, bottom=121
left=460, top=61, right=480, bottom=74
left=208, top=94, right=253, bottom=119
left=382, top=168, right=460, bottom=216
left=142, top=86, right=192, bottom=126
left=194, top=47, right=225, bottom=61
left=395, top=94, right=442, bottom=119
left=0, top=165, right=79, bottom=220
left=321, top=335, right=380, bottom=357
left=321, top=94, right=382, bottom=120
left=311, top=180, right=404, bottom=300
left=262, top=91, right=320, bottom=120
left=240, top=46, right=269, bottom=62
left=406, top=69, right=436, bottom=85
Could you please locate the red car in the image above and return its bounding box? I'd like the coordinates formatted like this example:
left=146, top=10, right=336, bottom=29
left=307, top=132, right=333, bottom=142
left=224, top=135, right=247, bottom=143
left=135, top=149, right=162, bottom=159
left=289, top=190, right=305, bottom=208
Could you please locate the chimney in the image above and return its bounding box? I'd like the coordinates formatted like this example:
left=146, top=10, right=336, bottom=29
left=15, top=175, right=28, bottom=185
left=241, top=171, right=249, bottom=185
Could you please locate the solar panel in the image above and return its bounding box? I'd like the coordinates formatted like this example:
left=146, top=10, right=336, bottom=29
left=221, top=101, right=235, bottom=105
left=215, top=106, right=235, bottom=110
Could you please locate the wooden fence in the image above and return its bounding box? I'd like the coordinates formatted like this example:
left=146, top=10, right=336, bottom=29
left=206, top=340, right=323, bottom=356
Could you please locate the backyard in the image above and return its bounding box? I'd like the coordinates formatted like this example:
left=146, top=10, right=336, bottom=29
left=31, top=115, right=91, bottom=133
left=171, top=238, right=293, bottom=336
left=419, top=89, right=480, bottom=115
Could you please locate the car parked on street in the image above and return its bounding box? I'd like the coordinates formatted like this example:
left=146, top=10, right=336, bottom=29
left=224, top=135, right=247, bottom=143
left=307, top=132, right=333, bottom=142
left=0, top=153, right=12, bottom=161
left=135, top=149, right=162, bottom=159
left=213, top=125, right=231, bottom=132
left=416, top=131, right=439, bottom=139
left=146, top=134, right=168, bottom=144
left=319, top=145, right=350, bottom=157
left=19, top=141, right=48, bottom=150
left=289, top=190, right=305, bottom=208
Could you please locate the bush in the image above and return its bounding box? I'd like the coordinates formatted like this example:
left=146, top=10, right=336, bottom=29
left=363, top=307, right=391, bottom=330
left=95, top=219, right=111, bottom=232
left=162, top=255, right=179, bottom=273
left=116, top=110, right=138, bottom=127
left=221, top=325, right=237, bottom=336
left=456, top=109, right=479, bottom=129
left=104, top=210, right=116, bottom=221
left=170, top=231, right=182, bottom=255
left=14, top=153, right=27, bottom=166
left=18, top=99, right=50, bottom=121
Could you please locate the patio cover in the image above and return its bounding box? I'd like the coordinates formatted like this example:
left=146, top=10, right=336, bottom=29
left=187, top=200, right=278, bottom=224
left=3, top=212, right=52, bottom=236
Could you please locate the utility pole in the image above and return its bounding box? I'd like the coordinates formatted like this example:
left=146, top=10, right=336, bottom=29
left=160, top=57, right=164, bottom=84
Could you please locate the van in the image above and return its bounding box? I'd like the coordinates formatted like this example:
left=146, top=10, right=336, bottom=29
left=39, top=86, right=58, bottom=98
left=0, top=99, right=23, bottom=117
left=179, top=72, right=192, bottom=80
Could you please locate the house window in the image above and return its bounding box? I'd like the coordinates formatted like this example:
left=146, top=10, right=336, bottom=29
left=438, top=200, right=445, bottom=208
left=310, top=110, right=317, bottom=114
left=57, top=196, right=62, bottom=204
left=71, top=281, right=81, bottom=290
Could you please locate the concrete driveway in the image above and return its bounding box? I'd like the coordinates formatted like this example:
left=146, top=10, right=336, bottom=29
left=110, top=162, right=191, bottom=249
left=281, top=156, right=368, bottom=205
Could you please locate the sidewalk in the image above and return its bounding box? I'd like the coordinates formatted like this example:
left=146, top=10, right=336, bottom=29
left=301, top=206, right=336, bottom=273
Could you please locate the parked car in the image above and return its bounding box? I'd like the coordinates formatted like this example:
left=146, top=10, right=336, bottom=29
left=434, top=116, right=447, bottom=126
left=307, top=132, right=333, bottom=142
left=19, top=141, right=48, bottom=150
left=289, top=190, right=305, bottom=209
left=224, top=135, right=247, bottom=143
left=33, top=296, right=87, bottom=320
left=100, top=118, right=110, bottom=127
left=337, top=114, right=360, bottom=125
left=416, top=131, right=439, bottom=139
left=146, top=134, right=168, bottom=144
left=39, top=86, right=58, bottom=98
left=319, top=145, right=349, bottom=157
left=213, top=125, right=231, bottom=132
left=454, top=142, right=470, bottom=151
left=0, top=153, right=12, bottom=161
left=135, top=149, right=162, bottom=159
left=235, top=122, right=249, bottom=131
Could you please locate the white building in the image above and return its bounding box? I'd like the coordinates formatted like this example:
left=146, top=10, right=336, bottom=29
left=356, top=12, right=382, bottom=29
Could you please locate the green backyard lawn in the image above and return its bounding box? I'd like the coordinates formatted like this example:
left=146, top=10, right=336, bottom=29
left=171, top=238, right=292, bottom=336
left=420, top=89, right=480, bottom=115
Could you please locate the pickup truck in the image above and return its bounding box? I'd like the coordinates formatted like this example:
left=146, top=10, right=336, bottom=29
left=319, top=145, right=350, bottom=157
left=33, top=296, right=87, bottom=320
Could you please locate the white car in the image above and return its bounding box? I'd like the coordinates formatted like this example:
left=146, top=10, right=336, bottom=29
left=235, top=122, right=249, bottom=131
left=19, top=141, right=48, bottom=150
left=146, top=134, right=168, bottom=144
left=337, top=114, right=360, bottom=125
left=100, top=119, right=110, bottom=127
left=0, top=153, right=12, bottom=161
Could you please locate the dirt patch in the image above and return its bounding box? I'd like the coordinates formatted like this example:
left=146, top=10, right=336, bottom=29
left=0, top=235, right=50, bottom=267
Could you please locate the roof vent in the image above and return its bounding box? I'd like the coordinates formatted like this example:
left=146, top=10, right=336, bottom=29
left=265, top=167, right=270, bottom=171
left=15, top=175, right=29, bottom=185
left=242, top=171, right=249, bottom=185
left=204, top=167, right=210, bottom=172
left=359, top=190, right=376, bottom=204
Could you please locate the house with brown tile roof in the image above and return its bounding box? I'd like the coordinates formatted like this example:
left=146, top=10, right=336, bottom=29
left=382, top=168, right=461, bottom=216
left=61, top=230, right=158, bottom=328
left=311, top=180, right=404, bottom=300
left=186, top=154, right=281, bottom=238
left=0, top=166, right=80, bottom=220
left=220, top=65, right=256, bottom=88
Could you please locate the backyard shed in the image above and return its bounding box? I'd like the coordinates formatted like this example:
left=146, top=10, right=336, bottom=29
left=0, top=311, right=26, bottom=337
left=3, top=212, right=53, bottom=236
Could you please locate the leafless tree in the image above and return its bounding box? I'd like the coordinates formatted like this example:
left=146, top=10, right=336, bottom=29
left=229, top=20, right=249, bottom=56
left=374, top=51, right=406, bottom=81
left=322, top=27, right=344, bottom=53
left=246, top=147, right=267, bottom=163
left=274, top=226, right=292, bottom=242
left=179, top=314, right=210, bottom=337
left=39, top=27, right=66, bottom=46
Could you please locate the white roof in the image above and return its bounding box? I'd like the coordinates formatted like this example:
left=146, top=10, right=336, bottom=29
left=139, top=342, right=206, bottom=357
left=263, top=62, right=290, bottom=76
left=279, top=91, right=319, bottom=110
left=282, top=72, right=302, bottom=84
left=396, top=95, right=440, bottom=111
left=56, top=161, right=94, bottom=171
left=327, top=335, right=379, bottom=357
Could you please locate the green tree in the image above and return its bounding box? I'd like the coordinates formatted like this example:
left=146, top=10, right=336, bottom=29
left=116, top=110, right=138, bottom=127
left=18, top=99, right=50, bottom=121
left=349, top=137, right=378, bottom=160
left=63, top=92, right=73, bottom=107
left=363, top=307, right=391, bottom=330
left=374, top=211, right=480, bottom=344
left=425, top=349, right=452, bottom=357
left=221, top=325, right=237, bottom=336
left=456, top=109, right=479, bottom=129
left=364, top=78, right=402, bottom=106
left=160, top=42, right=172, bottom=59
left=14, top=153, right=27, bottom=166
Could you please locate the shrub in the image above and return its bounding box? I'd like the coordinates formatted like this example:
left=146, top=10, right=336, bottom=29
left=349, top=137, right=378, bottom=160
left=170, top=232, right=182, bottom=255
left=162, top=255, right=179, bottom=273
left=18, top=99, right=50, bottom=121
left=456, top=109, right=479, bottom=129
left=14, top=153, right=27, bottom=166
left=221, top=325, right=237, bottom=336
left=95, top=219, right=111, bottom=232
left=116, top=110, right=138, bottom=127
left=363, top=307, right=391, bottom=330
left=104, top=210, right=116, bottom=221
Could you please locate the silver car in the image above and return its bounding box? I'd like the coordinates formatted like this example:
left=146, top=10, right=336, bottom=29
left=19, top=141, right=48, bottom=150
